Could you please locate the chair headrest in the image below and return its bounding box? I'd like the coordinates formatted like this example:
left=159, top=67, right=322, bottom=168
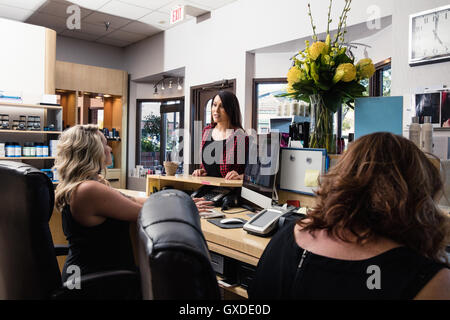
left=138, top=189, right=207, bottom=258
left=0, top=160, right=42, bottom=176
left=0, top=160, right=54, bottom=221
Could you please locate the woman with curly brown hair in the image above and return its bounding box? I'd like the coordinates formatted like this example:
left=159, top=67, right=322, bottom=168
left=250, top=132, right=450, bottom=299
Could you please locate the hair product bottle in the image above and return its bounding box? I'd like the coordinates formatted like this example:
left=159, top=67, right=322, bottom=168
left=421, top=116, right=433, bottom=153
left=409, top=116, right=421, bottom=148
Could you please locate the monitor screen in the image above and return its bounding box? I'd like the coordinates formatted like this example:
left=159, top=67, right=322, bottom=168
left=241, top=133, right=280, bottom=209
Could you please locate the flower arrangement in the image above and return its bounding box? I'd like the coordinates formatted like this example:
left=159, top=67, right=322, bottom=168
left=286, top=0, right=375, bottom=112
left=284, top=0, right=375, bottom=151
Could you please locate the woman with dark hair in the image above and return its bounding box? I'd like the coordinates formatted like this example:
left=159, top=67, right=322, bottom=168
left=250, top=132, right=450, bottom=299
left=193, top=90, right=248, bottom=180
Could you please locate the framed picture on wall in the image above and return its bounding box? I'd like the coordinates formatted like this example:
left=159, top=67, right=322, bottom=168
left=441, top=91, right=450, bottom=127
left=415, top=91, right=450, bottom=127
left=415, top=92, right=440, bottom=125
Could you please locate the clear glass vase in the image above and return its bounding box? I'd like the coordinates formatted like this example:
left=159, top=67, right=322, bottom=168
left=309, top=94, right=335, bottom=153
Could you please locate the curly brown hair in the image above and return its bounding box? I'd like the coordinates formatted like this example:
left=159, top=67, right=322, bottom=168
left=299, top=132, right=449, bottom=264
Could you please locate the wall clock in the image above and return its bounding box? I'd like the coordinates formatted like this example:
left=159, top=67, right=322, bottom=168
left=409, top=5, right=450, bottom=66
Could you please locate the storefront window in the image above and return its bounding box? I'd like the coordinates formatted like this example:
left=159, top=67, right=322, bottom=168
left=137, top=99, right=184, bottom=168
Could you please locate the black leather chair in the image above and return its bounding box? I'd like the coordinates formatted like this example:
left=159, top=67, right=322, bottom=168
left=0, top=161, right=139, bottom=299
left=138, top=189, right=220, bottom=299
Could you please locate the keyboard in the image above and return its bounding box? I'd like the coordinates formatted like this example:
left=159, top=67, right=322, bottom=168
left=203, top=188, right=230, bottom=202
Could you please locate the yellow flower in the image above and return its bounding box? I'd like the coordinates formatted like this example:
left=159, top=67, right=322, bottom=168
left=287, top=66, right=302, bottom=85
left=333, top=63, right=356, bottom=83
left=356, top=58, right=375, bottom=79
left=308, top=41, right=327, bottom=61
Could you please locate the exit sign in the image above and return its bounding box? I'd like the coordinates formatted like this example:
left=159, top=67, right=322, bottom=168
left=170, top=5, right=185, bottom=24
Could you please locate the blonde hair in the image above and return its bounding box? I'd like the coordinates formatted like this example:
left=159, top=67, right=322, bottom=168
left=54, top=124, right=109, bottom=211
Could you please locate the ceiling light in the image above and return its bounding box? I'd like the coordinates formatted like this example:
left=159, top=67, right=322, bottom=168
left=177, top=78, right=182, bottom=90
left=103, top=94, right=111, bottom=98
left=153, top=85, right=158, bottom=95
left=161, top=80, right=165, bottom=90
left=169, top=81, right=173, bottom=89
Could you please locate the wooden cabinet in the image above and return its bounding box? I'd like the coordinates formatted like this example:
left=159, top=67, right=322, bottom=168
left=56, top=61, right=128, bottom=189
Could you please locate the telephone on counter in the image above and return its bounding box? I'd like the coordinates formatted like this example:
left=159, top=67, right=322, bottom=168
left=190, top=185, right=232, bottom=206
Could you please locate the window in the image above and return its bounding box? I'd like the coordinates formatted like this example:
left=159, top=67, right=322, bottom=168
left=369, top=58, right=392, bottom=97
left=252, top=79, right=289, bottom=133
left=136, top=99, right=184, bottom=168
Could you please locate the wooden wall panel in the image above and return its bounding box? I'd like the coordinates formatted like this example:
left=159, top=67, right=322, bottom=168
left=55, top=61, right=125, bottom=96
left=44, top=29, right=56, bottom=94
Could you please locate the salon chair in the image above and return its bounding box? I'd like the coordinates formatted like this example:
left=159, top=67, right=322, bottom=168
left=138, top=189, right=220, bottom=299
left=0, top=161, right=139, bottom=299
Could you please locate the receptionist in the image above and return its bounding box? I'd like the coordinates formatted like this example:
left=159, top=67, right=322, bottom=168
left=192, top=90, right=248, bottom=180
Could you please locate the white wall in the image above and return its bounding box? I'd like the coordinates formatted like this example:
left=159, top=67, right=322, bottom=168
left=391, top=0, right=450, bottom=131
left=0, top=18, right=46, bottom=103
left=254, top=53, right=294, bottom=79
left=56, top=35, right=125, bottom=70
left=124, top=0, right=395, bottom=172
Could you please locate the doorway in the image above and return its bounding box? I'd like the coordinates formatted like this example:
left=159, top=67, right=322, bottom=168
left=189, top=79, right=235, bottom=173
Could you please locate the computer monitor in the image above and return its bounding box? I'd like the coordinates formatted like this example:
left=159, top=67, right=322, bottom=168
left=241, top=133, right=280, bottom=209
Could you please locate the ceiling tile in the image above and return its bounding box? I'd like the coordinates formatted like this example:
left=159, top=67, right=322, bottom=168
left=0, top=4, right=33, bottom=21
left=119, top=0, right=171, bottom=10
left=38, top=0, right=93, bottom=19
left=26, top=12, right=68, bottom=32
left=77, top=21, right=115, bottom=36
left=95, top=36, right=131, bottom=47
left=60, top=29, right=100, bottom=41
left=191, top=0, right=236, bottom=10
left=97, top=0, right=152, bottom=20
left=157, top=0, right=201, bottom=14
left=105, top=29, right=147, bottom=42
left=0, top=0, right=46, bottom=11
left=138, top=10, right=170, bottom=30
left=120, top=20, right=162, bottom=35
left=82, top=11, right=131, bottom=29
left=67, top=0, right=111, bottom=11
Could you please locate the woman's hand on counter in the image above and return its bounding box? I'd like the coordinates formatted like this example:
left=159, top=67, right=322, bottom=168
left=225, top=170, right=243, bottom=180
left=193, top=197, right=215, bottom=212
left=192, top=169, right=207, bottom=177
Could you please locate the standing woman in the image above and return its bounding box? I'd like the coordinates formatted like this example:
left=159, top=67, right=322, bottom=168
left=192, top=90, right=248, bottom=180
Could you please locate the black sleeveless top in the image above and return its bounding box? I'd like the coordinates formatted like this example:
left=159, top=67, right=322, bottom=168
left=61, top=205, right=136, bottom=282
left=202, top=138, right=226, bottom=177
left=249, top=221, right=448, bottom=300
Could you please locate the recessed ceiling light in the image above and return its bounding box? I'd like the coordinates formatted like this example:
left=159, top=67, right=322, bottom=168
left=159, top=20, right=166, bottom=24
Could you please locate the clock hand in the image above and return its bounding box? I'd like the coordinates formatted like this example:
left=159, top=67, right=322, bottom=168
left=433, top=29, right=444, bottom=46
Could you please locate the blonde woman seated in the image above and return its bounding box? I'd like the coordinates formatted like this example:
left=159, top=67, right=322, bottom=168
left=54, top=125, right=214, bottom=283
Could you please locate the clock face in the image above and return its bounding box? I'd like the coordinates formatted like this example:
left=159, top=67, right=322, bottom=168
left=410, top=6, right=450, bottom=63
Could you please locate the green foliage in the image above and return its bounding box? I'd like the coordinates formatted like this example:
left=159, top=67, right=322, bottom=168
left=141, top=137, right=160, bottom=152
left=142, top=114, right=161, bottom=138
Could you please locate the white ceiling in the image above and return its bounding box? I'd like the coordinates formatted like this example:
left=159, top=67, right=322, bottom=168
left=0, top=0, right=237, bottom=47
